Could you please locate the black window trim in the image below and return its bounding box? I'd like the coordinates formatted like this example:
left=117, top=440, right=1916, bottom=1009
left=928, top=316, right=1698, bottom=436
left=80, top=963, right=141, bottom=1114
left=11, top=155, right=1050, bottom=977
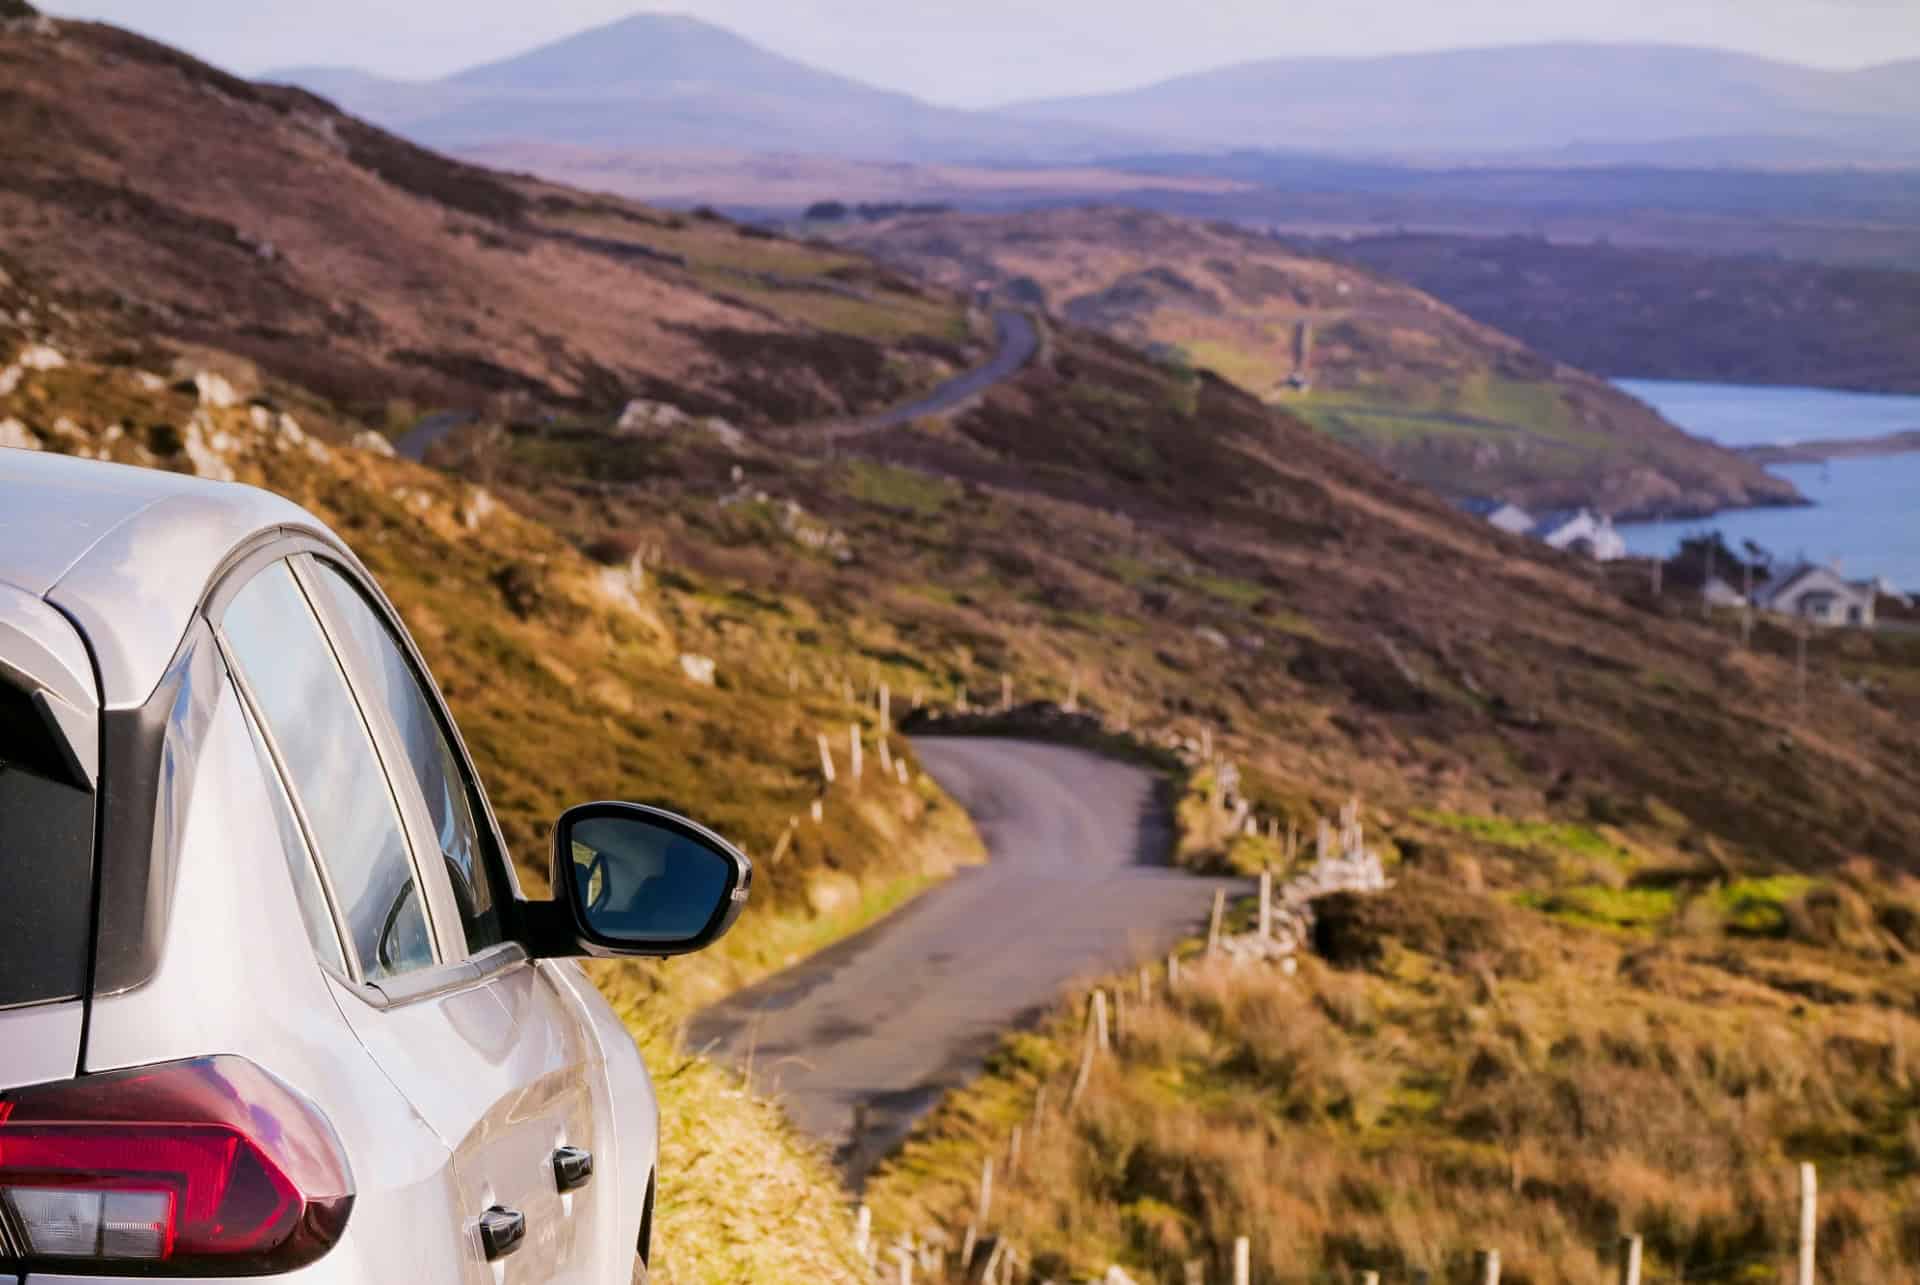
left=290, top=553, right=526, bottom=978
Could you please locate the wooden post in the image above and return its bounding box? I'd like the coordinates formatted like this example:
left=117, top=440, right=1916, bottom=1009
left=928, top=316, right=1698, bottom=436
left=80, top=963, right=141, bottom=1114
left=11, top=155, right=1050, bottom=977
left=1475, top=1248, right=1500, bottom=1285
left=1893, top=1012, right=1908, bottom=1088
left=1091, top=990, right=1110, bottom=1055
left=1139, top=965, right=1152, bottom=1006
left=1798, top=1162, right=1817, bottom=1285
left=1031, top=1084, right=1048, bottom=1128
left=1168, top=952, right=1181, bottom=992
left=817, top=732, right=836, bottom=784
left=880, top=683, right=891, bottom=733
left=854, top=1203, right=871, bottom=1257
left=977, top=1155, right=994, bottom=1226
left=1001, top=673, right=1012, bottom=711
left=810, top=797, right=824, bottom=823
left=1232, top=1235, right=1250, bottom=1285
left=1206, top=888, right=1226, bottom=957
left=1617, top=1233, right=1642, bottom=1285
left=897, top=758, right=910, bottom=785
left=1007, top=1124, right=1022, bottom=1177
left=1258, top=866, right=1273, bottom=939
left=849, top=723, right=863, bottom=781
left=1182, top=1261, right=1205, bottom=1285
left=894, top=1244, right=913, bottom=1285
left=960, top=1222, right=977, bottom=1273
left=769, top=826, right=794, bottom=865
left=1360, top=1274, right=1380, bottom=1285
left=1111, top=988, right=1125, bottom=1050
left=879, top=737, right=894, bottom=777
left=1796, top=625, right=1809, bottom=719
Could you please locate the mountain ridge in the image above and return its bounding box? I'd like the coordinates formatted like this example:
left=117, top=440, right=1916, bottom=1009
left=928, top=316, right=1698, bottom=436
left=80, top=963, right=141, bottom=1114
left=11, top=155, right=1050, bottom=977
left=1003, top=41, right=1920, bottom=158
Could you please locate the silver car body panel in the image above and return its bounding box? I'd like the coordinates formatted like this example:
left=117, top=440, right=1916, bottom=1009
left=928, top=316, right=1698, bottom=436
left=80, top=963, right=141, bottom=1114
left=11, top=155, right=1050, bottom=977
left=0, top=453, right=317, bottom=710
left=0, top=583, right=98, bottom=784
left=0, top=1001, right=83, bottom=1092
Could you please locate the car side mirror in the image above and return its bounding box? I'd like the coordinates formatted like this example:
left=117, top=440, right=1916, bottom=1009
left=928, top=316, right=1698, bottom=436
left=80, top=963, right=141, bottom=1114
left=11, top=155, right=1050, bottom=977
left=533, top=802, right=751, bottom=958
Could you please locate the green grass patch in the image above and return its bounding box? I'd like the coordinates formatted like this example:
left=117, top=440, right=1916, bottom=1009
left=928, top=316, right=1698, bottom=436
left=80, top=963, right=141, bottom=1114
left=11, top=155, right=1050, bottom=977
left=1714, top=875, right=1817, bottom=936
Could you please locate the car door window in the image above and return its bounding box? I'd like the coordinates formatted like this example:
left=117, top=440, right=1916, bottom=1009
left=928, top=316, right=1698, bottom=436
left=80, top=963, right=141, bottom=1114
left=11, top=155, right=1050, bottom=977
left=235, top=690, right=349, bottom=977
left=221, top=561, right=434, bottom=981
left=309, top=562, right=509, bottom=953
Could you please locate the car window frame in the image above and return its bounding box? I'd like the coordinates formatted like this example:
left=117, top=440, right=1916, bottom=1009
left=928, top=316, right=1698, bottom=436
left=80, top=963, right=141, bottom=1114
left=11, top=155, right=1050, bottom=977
left=209, top=548, right=448, bottom=980
left=295, top=555, right=521, bottom=959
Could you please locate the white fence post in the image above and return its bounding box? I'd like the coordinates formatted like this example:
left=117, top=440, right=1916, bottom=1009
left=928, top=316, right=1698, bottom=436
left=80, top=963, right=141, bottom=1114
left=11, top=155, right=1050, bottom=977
left=817, top=732, right=836, bottom=785
left=849, top=723, right=863, bottom=781
left=1231, top=1235, right=1249, bottom=1285
left=1618, top=1233, right=1642, bottom=1285
left=1798, top=1162, right=1817, bottom=1285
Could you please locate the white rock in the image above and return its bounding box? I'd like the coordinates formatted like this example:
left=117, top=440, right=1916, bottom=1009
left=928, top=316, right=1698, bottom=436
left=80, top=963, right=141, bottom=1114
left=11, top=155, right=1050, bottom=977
left=0, top=367, right=21, bottom=398
left=614, top=399, right=689, bottom=436
left=249, top=405, right=273, bottom=431
left=351, top=430, right=397, bottom=458
left=193, top=371, right=239, bottom=409
left=458, top=487, right=496, bottom=531
left=678, top=653, right=717, bottom=687
left=594, top=564, right=645, bottom=615
left=16, top=344, right=65, bottom=372
left=0, top=418, right=42, bottom=451
left=180, top=414, right=236, bottom=482
left=133, top=372, right=167, bottom=392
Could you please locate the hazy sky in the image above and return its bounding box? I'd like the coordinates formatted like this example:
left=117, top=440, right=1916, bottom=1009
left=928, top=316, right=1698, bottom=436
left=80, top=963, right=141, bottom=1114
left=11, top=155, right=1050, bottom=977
left=48, top=0, right=1920, bottom=108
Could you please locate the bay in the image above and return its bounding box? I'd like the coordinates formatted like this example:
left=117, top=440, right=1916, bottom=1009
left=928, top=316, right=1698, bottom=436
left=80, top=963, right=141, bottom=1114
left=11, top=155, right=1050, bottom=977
left=1614, top=380, right=1920, bottom=593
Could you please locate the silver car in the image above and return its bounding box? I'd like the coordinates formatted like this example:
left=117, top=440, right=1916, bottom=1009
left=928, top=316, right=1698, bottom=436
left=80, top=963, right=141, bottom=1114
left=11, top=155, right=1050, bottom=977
left=0, top=450, right=751, bottom=1283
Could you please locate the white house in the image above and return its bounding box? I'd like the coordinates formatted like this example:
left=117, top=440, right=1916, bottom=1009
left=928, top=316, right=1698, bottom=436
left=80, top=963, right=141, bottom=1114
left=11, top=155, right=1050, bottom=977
left=1757, top=564, right=1877, bottom=627
left=1530, top=508, right=1627, bottom=562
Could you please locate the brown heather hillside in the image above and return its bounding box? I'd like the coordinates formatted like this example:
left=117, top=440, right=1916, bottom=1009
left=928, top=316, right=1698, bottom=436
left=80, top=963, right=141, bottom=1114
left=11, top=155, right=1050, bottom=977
left=0, top=16, right=972, bottom=424
left=833, top=207, right=1800, bottom=519
left=1319, top=233, right=1920, bottom=396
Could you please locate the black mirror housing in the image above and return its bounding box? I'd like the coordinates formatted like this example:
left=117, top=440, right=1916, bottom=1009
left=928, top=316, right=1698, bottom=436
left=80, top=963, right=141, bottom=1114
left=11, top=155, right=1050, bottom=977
left=523, top=802, right=752, bottom=959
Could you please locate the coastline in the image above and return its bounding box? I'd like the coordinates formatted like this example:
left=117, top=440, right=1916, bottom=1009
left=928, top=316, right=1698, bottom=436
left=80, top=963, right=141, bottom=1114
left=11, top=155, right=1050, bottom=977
left=1738, top=430, right=1920, bottom=466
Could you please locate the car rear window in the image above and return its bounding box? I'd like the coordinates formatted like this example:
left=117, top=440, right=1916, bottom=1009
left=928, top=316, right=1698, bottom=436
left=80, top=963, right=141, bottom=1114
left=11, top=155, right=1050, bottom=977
left=0, top=680, right=95, bottom=1009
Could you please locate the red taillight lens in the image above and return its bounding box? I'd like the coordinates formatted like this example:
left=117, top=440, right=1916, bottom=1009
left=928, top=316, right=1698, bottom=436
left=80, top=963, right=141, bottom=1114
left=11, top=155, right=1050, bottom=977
left=0, top=1055, right=353, bottom=1273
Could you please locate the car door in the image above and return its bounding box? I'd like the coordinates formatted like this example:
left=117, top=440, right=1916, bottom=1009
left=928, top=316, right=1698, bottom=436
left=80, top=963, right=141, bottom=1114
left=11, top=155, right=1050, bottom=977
left=218, top=554, right=608, bottom=1283
left=299, top=553, right=614, bottom=1284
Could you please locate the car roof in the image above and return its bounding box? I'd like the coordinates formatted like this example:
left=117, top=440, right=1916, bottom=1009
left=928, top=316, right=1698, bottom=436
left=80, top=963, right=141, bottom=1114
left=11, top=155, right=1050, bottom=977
left=0, top=451, right=334, bottom=708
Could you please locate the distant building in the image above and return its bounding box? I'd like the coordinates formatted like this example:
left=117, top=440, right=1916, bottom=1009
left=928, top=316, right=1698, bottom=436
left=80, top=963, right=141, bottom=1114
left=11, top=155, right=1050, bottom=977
left=1529, top=508, right=1627, bottom=562
left=1457, top=497, right=1537, bottom=536
left=1701, top=576, right=1748, bottom=609
left=1757, top=564, right=1878, bottom=627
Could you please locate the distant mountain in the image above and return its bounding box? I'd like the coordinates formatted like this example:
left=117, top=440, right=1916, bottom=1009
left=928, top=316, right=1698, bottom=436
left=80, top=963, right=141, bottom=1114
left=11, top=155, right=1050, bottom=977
left=268, top=13, right=1140, bottom=163
left=1003, top=43, right=1920, bottom=161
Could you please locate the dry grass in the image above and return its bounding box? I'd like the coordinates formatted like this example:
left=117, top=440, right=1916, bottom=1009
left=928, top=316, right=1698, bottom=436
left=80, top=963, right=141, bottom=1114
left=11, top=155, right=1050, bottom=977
left=866, top=860, right=1920, bottom=1284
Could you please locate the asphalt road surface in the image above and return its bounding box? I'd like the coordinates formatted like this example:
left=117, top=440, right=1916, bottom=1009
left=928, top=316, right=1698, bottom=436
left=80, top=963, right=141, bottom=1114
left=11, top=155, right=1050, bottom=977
left=686, top=738, right=1245, bottom=1184
left=395, top=410, right=475, bottom=463
left=828, top=308, right=1039, bottom=439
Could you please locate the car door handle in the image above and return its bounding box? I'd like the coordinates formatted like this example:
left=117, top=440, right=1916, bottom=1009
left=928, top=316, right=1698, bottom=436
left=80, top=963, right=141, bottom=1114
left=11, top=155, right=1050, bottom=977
left=478, top=1205, right=526, bottom=1261
left=553, top=1145, right=594, bottom=1193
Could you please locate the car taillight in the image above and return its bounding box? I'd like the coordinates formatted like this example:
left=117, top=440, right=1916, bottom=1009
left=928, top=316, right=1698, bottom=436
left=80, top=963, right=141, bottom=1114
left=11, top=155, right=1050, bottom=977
left=0, top=1055, right=353, bottom=1273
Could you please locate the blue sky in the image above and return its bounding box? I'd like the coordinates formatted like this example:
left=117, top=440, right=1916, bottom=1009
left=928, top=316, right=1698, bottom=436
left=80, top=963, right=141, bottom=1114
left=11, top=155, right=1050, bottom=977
left=47, top=0, right=1920, bottom=108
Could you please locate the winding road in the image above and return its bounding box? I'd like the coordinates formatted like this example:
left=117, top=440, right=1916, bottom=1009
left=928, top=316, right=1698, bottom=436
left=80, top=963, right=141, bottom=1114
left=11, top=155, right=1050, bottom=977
left=395, top=410, right=475, bottom=463
left=827, top=308, right=1039, bottom=440
left=686, top=738, right=1244, bottom=1184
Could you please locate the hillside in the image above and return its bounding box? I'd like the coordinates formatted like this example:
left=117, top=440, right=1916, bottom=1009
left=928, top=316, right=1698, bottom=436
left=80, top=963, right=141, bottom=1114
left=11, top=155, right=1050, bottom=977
left=0, top=16, right=980, bottom=426
left=1313, top=233, right=1920, bottom=395
left=1005, top=42, right=1920, bottom=161
left=268, top=13, right=1139, bottom=163
left=833, top=207, right=1798, bottom=516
